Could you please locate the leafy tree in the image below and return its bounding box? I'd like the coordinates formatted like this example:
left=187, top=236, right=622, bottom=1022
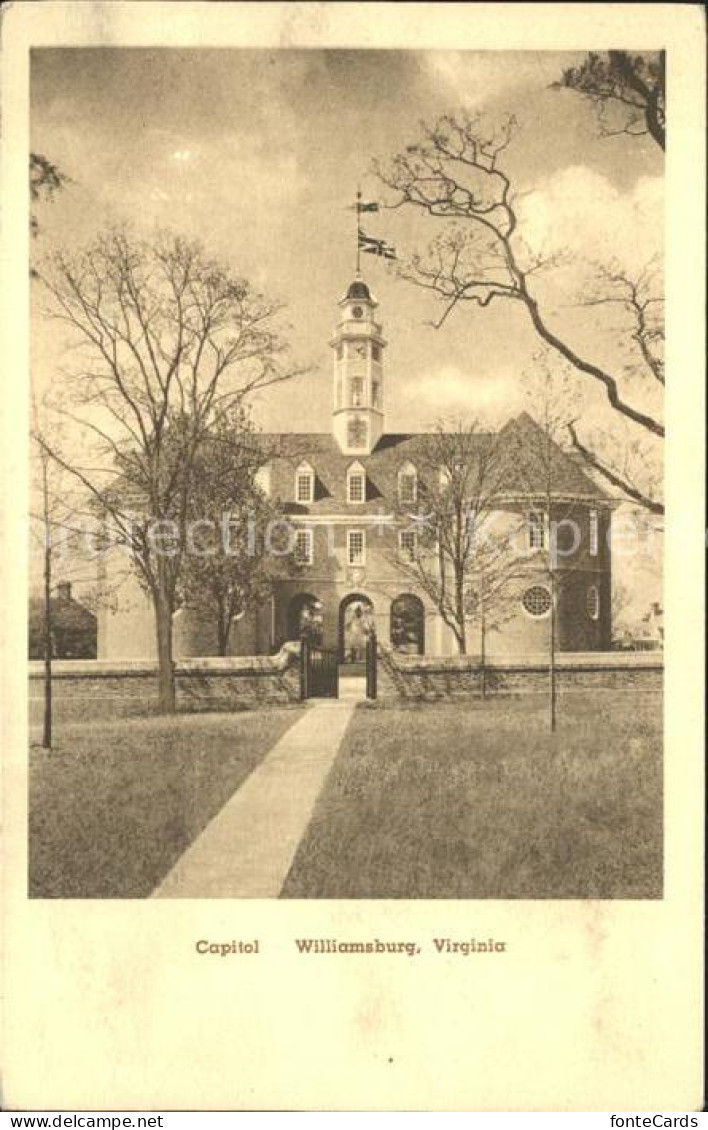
left=38, top=228, right=303, bottom=711
left=30, top=152, right=69, bottom=238
left=553, top=51, right=665, bottom=150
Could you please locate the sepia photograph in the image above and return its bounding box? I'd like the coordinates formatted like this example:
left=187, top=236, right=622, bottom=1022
left=27, top=44, right=666, bottom=902
left=3, top=0, right=704, bottom=1114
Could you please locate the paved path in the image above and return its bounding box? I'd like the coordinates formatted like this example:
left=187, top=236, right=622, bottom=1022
left=151, top=700, right=355, bottom=899
left=338, top=675, right=367, bottom=702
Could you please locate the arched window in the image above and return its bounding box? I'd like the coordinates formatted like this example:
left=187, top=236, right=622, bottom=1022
left=398, top=461, right=418, bottom=504
left=287, top=593, right=323, bottom=643
left=521, top=585, right=552, bottom=618
left=390, top=593, right=425, bottom=655
left=350, top=376, right=365, bottom=407
left=347, top=460, right=366, bottom=504
left=295, top=461, right=314, bottom=504
left=587, top=585, right=600, bottom=621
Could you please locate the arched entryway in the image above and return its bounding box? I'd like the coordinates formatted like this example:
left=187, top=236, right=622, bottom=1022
left=339, top=593, right=373, bottom=663
left=390, top=593, right=425, bottom=655
left=287, top=592, right=324, bottom=645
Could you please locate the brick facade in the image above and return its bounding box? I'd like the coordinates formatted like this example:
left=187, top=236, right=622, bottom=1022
left=97, top=276, right=614, bottom=662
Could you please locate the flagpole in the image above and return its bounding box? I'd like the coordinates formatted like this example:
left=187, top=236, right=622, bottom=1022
left=356, top=186, right=361, bottom=275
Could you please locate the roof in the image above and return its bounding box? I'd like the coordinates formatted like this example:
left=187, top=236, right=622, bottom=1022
left=102, top=413, right=611, bottom=516
left=28, top=595, right=97, bottom=633
left=259, top=413, right=610, bottom=516
left=343, top=279, right=373, bottom=302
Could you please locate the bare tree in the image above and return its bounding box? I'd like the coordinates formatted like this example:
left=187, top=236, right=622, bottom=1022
left=611, top=578, right=633, bottom=630
left=566, top=258, right=663, bottom=513
left=553, top=51, right=665, bottom=150
left=375, top=113, right=664, bottom=513
left=388, top=422, right=520, bottom=659
left=501, top=366, right=594, bottom=731
left=30, top=394, right=100, bottom=746
left=37, top=229, right=303, bottom=712
left=31, top=401, right=55, bottom=749
left=178, top=411, right=298, bottom=656
left=465, top=535, right=520, bottom=699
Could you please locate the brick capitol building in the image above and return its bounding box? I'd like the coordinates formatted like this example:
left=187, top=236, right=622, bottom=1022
left=98, top=274, right=613, bottom=662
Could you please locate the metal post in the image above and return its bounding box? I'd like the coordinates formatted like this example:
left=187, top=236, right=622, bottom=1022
left=300, top=637, right=309, bottom=701
left=367, top=630, right=377, bottom=700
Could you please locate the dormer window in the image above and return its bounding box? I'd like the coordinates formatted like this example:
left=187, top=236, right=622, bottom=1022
left=295, top=461, right=314, bottom=504
left=347, top=461, right=366, bottom=504
left=398, top=461, right=418, bottom=504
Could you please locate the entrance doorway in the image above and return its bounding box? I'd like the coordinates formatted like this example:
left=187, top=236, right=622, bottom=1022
left=287, top=592, right=324, bottom=645
left=338, top=593, right=373, bottom=665
left=390, top=593, right=425, bottom=655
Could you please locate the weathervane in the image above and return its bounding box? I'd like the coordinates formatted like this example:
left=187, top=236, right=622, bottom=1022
left=350, top=187, right=396, bottom=273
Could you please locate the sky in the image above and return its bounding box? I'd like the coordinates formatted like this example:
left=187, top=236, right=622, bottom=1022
left=31, top=48, right=663, bottom=430
left=30, top=48, right=664, bottom=612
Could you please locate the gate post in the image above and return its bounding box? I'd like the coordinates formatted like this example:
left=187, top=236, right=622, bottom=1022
left=366, top=630, right=378, bottom=700
left=300, top=638, right=309, bottom=701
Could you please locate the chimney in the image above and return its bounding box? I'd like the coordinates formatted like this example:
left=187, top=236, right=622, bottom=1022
left=56, top=581, right=72, bottom=602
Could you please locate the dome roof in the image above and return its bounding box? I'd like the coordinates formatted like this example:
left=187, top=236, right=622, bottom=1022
left=344, top=279, right=372, bottom=301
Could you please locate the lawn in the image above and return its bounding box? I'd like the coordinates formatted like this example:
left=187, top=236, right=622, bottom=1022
left=281, top=691, right=663, bottom=899
left=29, top=708, right=303, bottom=898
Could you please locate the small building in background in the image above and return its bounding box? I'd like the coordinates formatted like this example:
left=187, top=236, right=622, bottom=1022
left=28, top=581, right=97, bottom=660
left=612, top=601, right=663, bottom=651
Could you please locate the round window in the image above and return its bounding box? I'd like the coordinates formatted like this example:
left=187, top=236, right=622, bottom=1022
left=587, top=585, right=600, bottom=621
left=521, top=585, right=552, bottom=618
left=352, top=305, right=364, bottom=319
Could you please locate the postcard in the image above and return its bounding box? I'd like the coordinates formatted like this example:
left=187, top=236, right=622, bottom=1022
left=1, top=1, right=704, bottom=1112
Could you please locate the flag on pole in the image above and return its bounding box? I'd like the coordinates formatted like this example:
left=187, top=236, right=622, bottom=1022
left=348, top=198, right=380, bottom=213
left=358, top=228, right=397, bottom=260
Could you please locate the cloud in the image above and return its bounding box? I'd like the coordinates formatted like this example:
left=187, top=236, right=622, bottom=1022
left=422, top=52, right=563, bottom=114
left=518, top=166, right=663, bottom=270
left=396, top=365, right=524, bottom=428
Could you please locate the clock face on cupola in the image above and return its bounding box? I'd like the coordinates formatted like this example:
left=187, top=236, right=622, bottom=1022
left=330, top=276, right=386, bottom=455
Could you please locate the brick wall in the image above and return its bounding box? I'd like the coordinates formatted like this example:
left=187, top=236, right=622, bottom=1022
left=377, top=648, right=662, bottom=700
left=28, top=653, right=301, bottom=723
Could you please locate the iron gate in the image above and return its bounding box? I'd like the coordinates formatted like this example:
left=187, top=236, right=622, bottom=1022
left=366, top=632, right=377, bottom=700
left=301, top=640, right=339, bottom=699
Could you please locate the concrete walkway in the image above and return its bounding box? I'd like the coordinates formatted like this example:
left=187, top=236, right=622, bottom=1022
left=151, top=700, right=355, bottom=898
left=338, top=675, right=367, bottom=702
